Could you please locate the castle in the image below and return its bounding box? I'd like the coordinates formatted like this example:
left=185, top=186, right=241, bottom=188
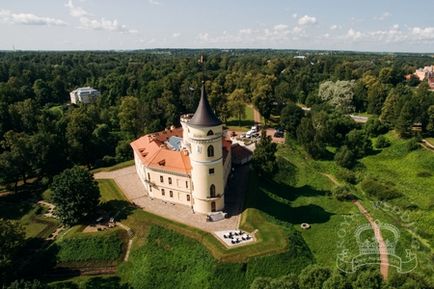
left=130, top=83, right=232, bottom=214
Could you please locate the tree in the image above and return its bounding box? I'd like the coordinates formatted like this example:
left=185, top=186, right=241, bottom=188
left=318, top=80, right=355, bottom=113
left=280, top=103, right=304, bottom=137
left=65, top=107, right=98, bottom=166
left=51, top=166, right=100, bottom=225
left=0, top=219, right=25, bottom=284
left=335, top=145, right=356, bottom=168
left=367, top=81, right=387, bottom=115
left=345, top=129, right=372, bottom=158
left=323, top=273, right=349, bottom=289
left=427, top=105, right=434, bottom=135
left=252, top=75, right=276, bottom=123
left=298, top=265, right=331, bottom=289
left=351, top=268, right=382, bottom=289
left=375, top=135, right=390, bottom=149
left=228, top=89, right=246, bottom=127
left=118, top=96, right=144, bottom=139
left=0, top=131, right=35, bottom=188
left=252, top=135, right=277, bottom=176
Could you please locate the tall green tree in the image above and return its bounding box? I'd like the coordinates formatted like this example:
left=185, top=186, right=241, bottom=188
left=227, top=88, right=246, bottom=126
left=252, top=135, right=277, bottom=176
left=118, top=96, right=144, bottom=139
left=51, top=166, right=100, bottom=225
left=280, top=102, right=304, bottom=137
left=318, top=80, right=355, bottom=113
left=0, top=219, right=25, bottom=285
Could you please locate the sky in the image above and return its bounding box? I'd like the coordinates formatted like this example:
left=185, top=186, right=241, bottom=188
left=0, top=0, right=434, bottom=52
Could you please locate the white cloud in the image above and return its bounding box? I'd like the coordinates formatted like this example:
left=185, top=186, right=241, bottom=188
left=65, top=0, right=89, bottom=17
left=297, top=15, right=317, bottom=26
left=172, top=32, right=180, bottom=38
left=239, top=28, right=252, bottom=34
left=330, top=24, right=338, bottom=30
left=375, top=11, right=391, bottom=21
left=0, top=9, right=66, bottom=26
left=292, top=13, right=297, bottom=19
left=411, top=27, right=434, bottom=41
left=66, top=0, right=137, bottom=33
left=79, top=17, right=136, bottom=33
left=346, top=28, right=362, bottom=40
left=274, top=24, right=288, bottom=31
left=148, top=0, right=161, bottom=5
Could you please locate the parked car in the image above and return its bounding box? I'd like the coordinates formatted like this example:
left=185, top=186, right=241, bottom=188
left=274, top=128, right=284, bottom=138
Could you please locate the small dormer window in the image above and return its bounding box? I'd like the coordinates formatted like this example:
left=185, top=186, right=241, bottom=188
left=207, top=130, right=214, bottom=136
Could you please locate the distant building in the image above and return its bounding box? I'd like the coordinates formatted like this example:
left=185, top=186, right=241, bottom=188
left=413, top=65, right=434, bottom=81
left=70, top=87, right=100, bottom=104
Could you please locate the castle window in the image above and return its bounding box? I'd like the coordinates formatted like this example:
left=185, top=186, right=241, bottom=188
left=160, top=176, right=164, bottom=183
left=210, top=184, right=216, bottom=198
left=207, top=130, right=214, bottom=136
left=147, top=173, right=150, bottom=180
left=186, top=194, right=190, bottom=201
left=207, top=145, right=214, bottom=157
left=209, top=168, right=215, bottom=174
left=161, top=189, right=165, bottom=196
left=186, top=181, right=188, bottom=188
left=168, top=177, right=172, bottom=185
left=169, top=191, right=173, bottom=198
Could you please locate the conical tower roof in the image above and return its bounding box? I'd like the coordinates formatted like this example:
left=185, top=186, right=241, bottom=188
left=188, top=83, right=222, bottom=127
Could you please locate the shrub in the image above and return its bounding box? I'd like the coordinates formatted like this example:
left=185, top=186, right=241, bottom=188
left=406, top=138, right=420, bottom=152
left=335, top=146, right=356, bottom=168
left=332, top=185, right=355, bottom=201
left=336, top=169, right=357, bottom=184
left=361, top=177, right=402, bottom=200
left=375, top=135, right=390, bottom=149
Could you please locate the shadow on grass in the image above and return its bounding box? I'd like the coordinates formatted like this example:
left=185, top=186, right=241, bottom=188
left=83, top=277, right=132, bottom=289
left=247, top=177, right=334, bottom=225
left=101, top=200, right=135, bottom=221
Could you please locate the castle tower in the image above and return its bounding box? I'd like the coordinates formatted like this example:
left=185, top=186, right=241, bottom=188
left=187, top=83, right=224, bottom=214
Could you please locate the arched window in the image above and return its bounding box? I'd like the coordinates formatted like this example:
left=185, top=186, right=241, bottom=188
left=168, top=177, right=172, bottom=185
left=210, top=184, right=216, bottom=198
left=207, top=130, right=214, bottom=136
left=207, top=145, right=214, bottom=157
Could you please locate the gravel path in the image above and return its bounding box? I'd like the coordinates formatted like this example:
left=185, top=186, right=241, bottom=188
left=94, top=166, right=242, bottom=233
left=353, top=200, right=389, bottom=280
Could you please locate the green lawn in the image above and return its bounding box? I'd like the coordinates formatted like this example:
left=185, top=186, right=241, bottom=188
left=91, top=160, right=134, bottom=174
left=98, top=179, right=127, bottom=202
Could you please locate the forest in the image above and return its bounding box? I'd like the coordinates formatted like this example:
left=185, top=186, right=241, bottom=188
left=1, top=49, right=433, bottom=189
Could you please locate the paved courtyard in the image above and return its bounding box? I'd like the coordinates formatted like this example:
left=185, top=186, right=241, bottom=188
left=94, top=166, right=245, bottom=233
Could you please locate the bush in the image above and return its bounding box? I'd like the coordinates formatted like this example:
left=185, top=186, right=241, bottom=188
left=332, top=185, right=355, bottom=201
left=375, top=135, right=390, bottom=149
left=335, top=146, right=356, bottom=168
left=361, top=177, right=402, bottom=200
left=336, top=169, right=357, bottom=184
left=406, top=138, right=420, bottom=152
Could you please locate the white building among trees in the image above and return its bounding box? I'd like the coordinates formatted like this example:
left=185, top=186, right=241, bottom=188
left=70, top=87, right=100, bottom=104
left=130, top=83, right=232, bottom=214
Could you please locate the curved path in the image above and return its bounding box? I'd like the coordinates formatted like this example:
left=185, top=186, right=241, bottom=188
left=353, top=200, right=389, bottom=280
left=322, top=173, right=389, bottom=280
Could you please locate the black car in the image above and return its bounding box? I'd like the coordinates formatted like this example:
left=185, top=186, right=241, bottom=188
left=274, top=128, right=284, bottom=138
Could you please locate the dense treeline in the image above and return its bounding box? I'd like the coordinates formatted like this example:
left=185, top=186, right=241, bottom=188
left=0, top=50, right=433, bottom=187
